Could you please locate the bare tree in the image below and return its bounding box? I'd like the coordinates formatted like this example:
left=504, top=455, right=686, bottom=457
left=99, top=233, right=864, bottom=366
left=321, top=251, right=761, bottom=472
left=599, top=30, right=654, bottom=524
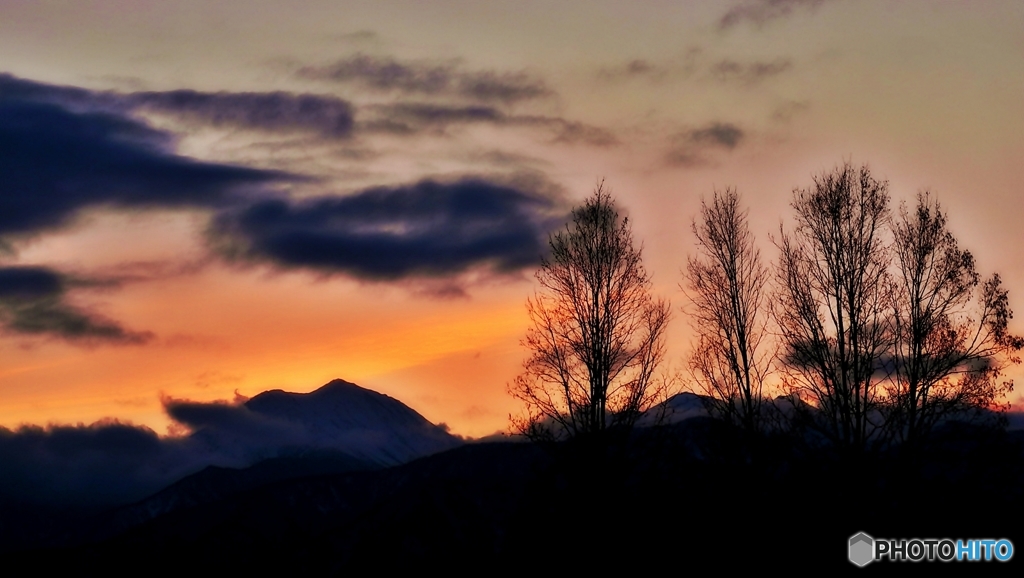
left=773, top=162, right=893, bottom=452
left=888, top=192, right=1024, bottom=445
left=683, top=188, right=773, bottom=433
left=509, top=182, right=671, bottom=441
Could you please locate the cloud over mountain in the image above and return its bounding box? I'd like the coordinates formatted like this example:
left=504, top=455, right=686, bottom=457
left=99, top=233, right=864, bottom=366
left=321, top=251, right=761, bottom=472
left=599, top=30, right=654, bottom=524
left=0, top=380, right=461, bottom=508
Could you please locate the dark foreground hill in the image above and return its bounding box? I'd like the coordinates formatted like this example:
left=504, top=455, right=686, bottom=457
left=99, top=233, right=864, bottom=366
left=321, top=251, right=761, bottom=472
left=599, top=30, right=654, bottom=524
left=12, top=417, right=1024, bottom=574
left=0, top=379, right=462, bottom=553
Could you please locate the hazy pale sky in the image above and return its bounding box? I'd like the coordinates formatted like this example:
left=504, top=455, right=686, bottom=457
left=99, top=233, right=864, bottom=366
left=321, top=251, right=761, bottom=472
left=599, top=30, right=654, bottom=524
left=1, top=0, right=1022, bottom=437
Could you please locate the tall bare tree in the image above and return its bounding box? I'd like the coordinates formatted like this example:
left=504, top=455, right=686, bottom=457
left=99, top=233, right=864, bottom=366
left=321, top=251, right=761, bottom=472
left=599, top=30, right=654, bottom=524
left=889, top=192, right=1024, bottom=445
left=774, top=162, right=893, bottom=451
left=683, top=188, right=772, bottom=433
left=510, top=182, right=671, bottom=440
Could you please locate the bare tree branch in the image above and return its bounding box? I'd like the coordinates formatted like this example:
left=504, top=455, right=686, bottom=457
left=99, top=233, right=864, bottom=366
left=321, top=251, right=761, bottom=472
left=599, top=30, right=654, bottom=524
left=888, top=192, right=1024, bottom=445
left=509, top=181, right=671, bottom=441
left=683, top=188, right=774, bottom=433
left=773, top=162, right=893, bottom=452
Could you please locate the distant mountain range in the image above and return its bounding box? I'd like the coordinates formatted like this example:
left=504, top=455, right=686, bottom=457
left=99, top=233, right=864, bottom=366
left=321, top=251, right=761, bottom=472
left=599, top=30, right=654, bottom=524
left=0, top=378, right=464, bottom=552
left=4, top=380, right=1023, bottom=570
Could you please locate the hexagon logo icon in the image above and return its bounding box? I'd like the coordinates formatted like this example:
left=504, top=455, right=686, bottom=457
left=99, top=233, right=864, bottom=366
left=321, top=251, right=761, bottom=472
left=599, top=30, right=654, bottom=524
left=849, top=532, right=874, bottom=567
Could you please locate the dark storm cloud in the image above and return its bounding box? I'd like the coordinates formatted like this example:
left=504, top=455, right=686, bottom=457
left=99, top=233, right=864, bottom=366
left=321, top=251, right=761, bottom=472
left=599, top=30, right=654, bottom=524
left=210, top=177, right=566, bottom=281
left=666, top=122, right=745, bottom=166
left=719, top=0, right=832, bottom=30
left=0, top=266, right=151, bottom=343
left=127, top=90, right=356, bottom=138
left=297, top=53, right=552, bottom=104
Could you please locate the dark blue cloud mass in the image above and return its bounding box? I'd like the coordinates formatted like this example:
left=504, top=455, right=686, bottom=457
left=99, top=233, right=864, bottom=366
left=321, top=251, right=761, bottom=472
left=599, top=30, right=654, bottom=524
left=0, top=74, right=299, bottom=341
left=0, top=266, right=151, bottom=343
left=0, top=88, right=293, bottom=237
left=0, top=73, right=568, bottom=320
left=210, top=178, right=567, bottom=280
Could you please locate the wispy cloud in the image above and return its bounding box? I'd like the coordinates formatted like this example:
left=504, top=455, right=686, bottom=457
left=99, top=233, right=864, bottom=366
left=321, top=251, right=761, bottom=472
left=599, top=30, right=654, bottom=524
left=362, top=102, right=617, bottom=146
left=597, top=58, right=684, bottom=83
left=128, top=90, right=356, bottom=139
left=298, top=53, right=553, bottom=104
left=598, top=52, right=792, bottom=87
left=711, top=58, right=792, bottom=84
left=665, top=122, right=746, bottom=167
left=719, top=0, right=833, bottom=30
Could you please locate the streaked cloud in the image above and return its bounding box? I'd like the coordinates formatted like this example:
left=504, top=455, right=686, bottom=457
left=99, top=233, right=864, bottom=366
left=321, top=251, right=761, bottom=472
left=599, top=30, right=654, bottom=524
left=363, top=102, right=617, bottom=146
left=666, top=122, right=746, bottom=167
left=598, top=52, right=792, bottom=87
left=711, top=58, right=792, bottom=84
left=0, top=73, right=357, bottom=140
left=719, top=0, right=833, bottom=30
left=298, top=53, right=552, bottom=104
left=128, top=90, right=356, bottom=139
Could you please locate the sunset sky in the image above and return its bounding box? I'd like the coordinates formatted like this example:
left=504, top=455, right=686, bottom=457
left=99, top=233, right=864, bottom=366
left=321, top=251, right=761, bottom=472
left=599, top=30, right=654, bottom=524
left=1, top=0, right=1022, bottom=438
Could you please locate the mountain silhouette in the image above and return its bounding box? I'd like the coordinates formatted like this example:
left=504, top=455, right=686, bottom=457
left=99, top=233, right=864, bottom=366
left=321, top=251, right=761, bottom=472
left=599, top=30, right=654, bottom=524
left=182, top=378, right=463, bottom=467
left=0, top=378, right=464, bottom=552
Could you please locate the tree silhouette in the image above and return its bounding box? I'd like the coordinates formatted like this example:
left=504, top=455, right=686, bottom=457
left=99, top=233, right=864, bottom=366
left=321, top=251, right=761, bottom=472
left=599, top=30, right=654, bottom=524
left=773, top=162, right=893, bottom=452
left=888, top=192, right=1024, bottom=445
left=683, top=188, right=773, bottom=433
left=509, top=182, right=670, bottom=441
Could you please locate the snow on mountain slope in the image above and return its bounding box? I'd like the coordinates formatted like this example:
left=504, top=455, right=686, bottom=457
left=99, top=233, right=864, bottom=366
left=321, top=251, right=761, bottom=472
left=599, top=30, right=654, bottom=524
left=179, top=379, right=463, bottom=467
